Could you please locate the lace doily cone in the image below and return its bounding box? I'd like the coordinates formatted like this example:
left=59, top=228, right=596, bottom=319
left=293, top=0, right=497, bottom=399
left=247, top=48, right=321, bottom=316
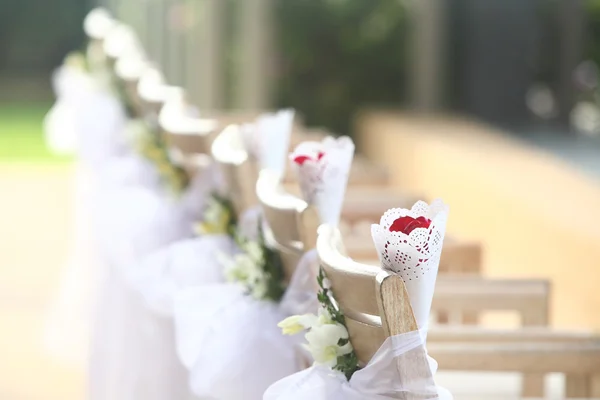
left=291, top=136, right=354, bottom=226
left=370, top=200, right=449, bottom=330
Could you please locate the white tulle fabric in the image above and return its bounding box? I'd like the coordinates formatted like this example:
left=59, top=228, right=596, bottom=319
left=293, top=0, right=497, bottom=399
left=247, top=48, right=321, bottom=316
left=173, top=250, right=320, bottom=400
left=263, top=329, right=452, bottom=400
left=371, top=200, right=449, bottom=329
left=125, top=205, right=261, bottom=316
left=290, top=136, right=354, bottom=226
left=43, top=65, right=151, bottom=366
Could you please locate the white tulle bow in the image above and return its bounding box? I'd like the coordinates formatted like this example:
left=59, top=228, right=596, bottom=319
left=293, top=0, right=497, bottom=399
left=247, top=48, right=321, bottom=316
left=173, top=251, right=319, bottom=400
left=264, top=329, right=453, bottom=400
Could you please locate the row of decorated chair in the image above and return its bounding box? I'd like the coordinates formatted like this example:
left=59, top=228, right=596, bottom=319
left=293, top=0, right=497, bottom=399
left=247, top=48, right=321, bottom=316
left=93, top=11, right=600, bottom=399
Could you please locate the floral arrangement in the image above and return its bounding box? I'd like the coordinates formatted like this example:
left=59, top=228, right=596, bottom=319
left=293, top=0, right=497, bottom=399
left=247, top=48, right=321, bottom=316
left=128, top=120, right=189, bottom=194
left=219, top=223, right=286, bottom=302
left=194, top=193, right=237, bottom=237
left=279, top=268, right=359, bottom=379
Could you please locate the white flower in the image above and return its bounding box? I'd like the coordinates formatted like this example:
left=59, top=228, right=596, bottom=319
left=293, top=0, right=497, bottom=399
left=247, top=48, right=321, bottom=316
left=250, top=276, right=268, bottom=300
left=222, top=252, right=260, bottom=284
left=243, top=240, right=263, bottom=263
left=322, top=278, right=332, bottom=290
left=304, top=323, right=353, bottom=368
left=278, top=314, right=319, bottom=335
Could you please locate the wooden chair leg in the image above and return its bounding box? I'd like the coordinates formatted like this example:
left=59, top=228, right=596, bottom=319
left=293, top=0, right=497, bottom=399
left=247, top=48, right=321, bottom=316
left=565, top=374, right=589, bottom=398
left=521, top=373, right=545, bottom=398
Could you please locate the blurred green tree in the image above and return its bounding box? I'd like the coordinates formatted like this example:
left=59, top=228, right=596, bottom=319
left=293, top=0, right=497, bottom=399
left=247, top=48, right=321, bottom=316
left=0, top=0, right=88, bottom=73
left=272, top=0, right=408, bottom=136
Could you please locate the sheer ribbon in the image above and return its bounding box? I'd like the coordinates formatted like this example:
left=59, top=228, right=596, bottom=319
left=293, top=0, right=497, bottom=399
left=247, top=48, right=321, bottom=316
left=264, top=329, right=452, bottom=400
left=173, top=250, right=319, bottom=400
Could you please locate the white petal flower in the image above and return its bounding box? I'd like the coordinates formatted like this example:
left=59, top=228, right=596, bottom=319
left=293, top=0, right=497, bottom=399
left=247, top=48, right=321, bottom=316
left=278, top=314, right=318, bottom=335
left=305, top=323, right=350, bottom=368
left=244, top=240, right=263, bottom=263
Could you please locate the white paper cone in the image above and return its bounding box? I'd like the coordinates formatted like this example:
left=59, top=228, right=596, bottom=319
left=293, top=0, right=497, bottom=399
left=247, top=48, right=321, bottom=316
left=290, top=136, right=354, bottom=226
left=259, top=109, right=295, bottom=175
left=371, top=200, right=449, bottom=330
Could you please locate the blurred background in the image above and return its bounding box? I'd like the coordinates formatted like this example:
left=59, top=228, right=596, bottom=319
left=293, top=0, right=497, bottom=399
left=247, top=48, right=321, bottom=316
left=2, top=0, right=600, bottom=399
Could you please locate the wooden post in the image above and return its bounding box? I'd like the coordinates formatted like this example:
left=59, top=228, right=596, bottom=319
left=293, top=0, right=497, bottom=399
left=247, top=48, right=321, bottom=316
left=165, top=0, right=185, bottom=85
left=408, top=0, right=445, bottom=112
left=557, top=0, right=585, bottom=127
left=146, top=0, right=167, bottom=70
left=237, top=0, right=272, bottom=110
left=185, top=0, right=225, bottom=110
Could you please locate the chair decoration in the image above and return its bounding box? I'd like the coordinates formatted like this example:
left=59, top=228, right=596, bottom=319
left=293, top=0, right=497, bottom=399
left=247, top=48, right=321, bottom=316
left=266, top=200, right=452, bottom=399
left=290, top=136, right=354, bottom=226
left=198, top=110, right=295, bottom=236
left=171, top=134, right=351, bottom=400
left=371, top=199, right=449, bottom=331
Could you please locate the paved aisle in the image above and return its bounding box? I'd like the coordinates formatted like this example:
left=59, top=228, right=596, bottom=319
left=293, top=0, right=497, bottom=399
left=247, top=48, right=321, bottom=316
left=0, top=164, right=83, bottom=400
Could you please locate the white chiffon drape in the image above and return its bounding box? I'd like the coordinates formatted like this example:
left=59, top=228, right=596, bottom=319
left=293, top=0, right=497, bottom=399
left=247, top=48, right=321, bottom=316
left=173, top=250, right=319, bottom=400
left=263, top=329, right=453, bottom=400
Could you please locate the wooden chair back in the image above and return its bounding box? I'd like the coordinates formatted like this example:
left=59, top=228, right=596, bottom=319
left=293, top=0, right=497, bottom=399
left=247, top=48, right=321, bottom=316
left=316, top=224, right=420, bottom=364
left=159, top=89, right=220, bottom=154
left=211, top=125, right=259, bottom=217
left=255, top=170, right=307, bottom=281
left=137, top=68, right=176, bottom=117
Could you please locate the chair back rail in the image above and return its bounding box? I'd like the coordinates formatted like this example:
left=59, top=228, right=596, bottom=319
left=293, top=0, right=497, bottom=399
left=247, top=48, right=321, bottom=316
left=429, top=342, right=600, bottom=398
left=284, top=155, right=389, bottom=187
left=433, top=275, right=550, bottom=327
left=428, top=326, right=597, bottom=343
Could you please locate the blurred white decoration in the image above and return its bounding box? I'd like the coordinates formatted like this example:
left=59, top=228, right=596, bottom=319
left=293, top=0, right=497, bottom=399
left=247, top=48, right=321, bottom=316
left=83, top=8, right=115, bottom=40
left=256, top=109, right=295, bottom=176
left=525, top=83, right=557, bottom=119
left=571, top=102, right=600, bottom=137
left=290, top=136, right=355, bottom=226
left=103, top=23, right=142, bottom=60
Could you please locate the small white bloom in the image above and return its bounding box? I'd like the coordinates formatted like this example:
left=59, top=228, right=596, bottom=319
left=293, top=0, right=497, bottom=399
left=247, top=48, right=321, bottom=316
left=304, top=323, right=352, bottom=368
left=250, top=276, right=268, bottom=299
left=322, top=278, right=332, bottom=290
left=278, top=314, right=319, bottom=335
left=244, top=240, right=263, bottom=263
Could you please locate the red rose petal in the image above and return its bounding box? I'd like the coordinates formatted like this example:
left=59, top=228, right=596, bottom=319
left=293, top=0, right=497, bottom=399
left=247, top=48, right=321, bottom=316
left=293, top=155, right=311, bottom=165
left=293, top=151, right=326, bottom=165
left=389, top=215, right=432, bottom=235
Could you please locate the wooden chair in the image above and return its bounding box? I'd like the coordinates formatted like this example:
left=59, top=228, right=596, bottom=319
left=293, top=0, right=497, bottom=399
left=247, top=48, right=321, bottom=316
left=211, top=124, right=259, bottom=216
left=137, top=68, right=177, bottom=118
left=255, top=169, right=307, bottom=283
left=158, top=88, right=221, bottom=177
left=317, top=224, right=437, bottom=399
